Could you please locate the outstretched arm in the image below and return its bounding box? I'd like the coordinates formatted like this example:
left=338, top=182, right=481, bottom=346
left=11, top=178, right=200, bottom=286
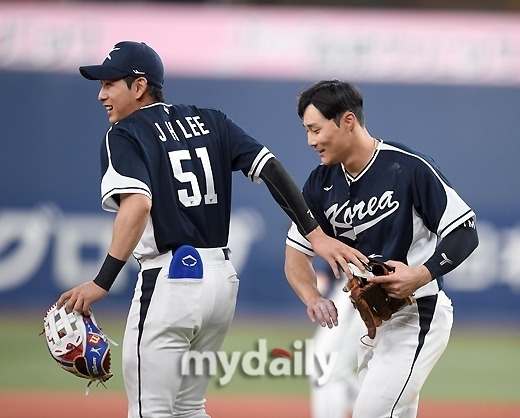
left=56, top=193, right=151, bottom=315
left=260, top=158, right=367, bottom=278
left=284, top=245, right=339, bottom=328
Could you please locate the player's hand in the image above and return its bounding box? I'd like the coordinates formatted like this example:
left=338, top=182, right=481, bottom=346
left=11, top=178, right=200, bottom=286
left=56, top=281, right=108, bottom=316
left=306, top=227, right=368, bottom=279
left=367, top=261, right=431, bottom=299
left=306, top=297, right=339, bottom=328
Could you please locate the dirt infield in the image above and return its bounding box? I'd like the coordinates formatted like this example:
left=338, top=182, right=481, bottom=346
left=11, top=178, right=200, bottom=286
left=1, top=392, right=519, bottom=418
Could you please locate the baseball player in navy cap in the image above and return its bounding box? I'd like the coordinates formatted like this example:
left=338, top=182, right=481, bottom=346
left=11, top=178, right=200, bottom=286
left=285, top=80, right=478, bottom=417
left=80, top=41, right=164, bottom=89
left=56, top=42, right=366, bottom=417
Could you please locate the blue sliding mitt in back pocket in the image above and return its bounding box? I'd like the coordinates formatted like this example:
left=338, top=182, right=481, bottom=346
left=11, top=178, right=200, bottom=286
left=168, top=245, right=203, bottom=279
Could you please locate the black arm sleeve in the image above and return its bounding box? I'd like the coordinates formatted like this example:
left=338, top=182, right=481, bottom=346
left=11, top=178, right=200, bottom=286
left=423, top=217, right=478, bottom=279
left=259, top=158, right=319, bottom=236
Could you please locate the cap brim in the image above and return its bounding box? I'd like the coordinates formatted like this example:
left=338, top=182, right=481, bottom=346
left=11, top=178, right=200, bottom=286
left=79, top=65, right=129, bottom=81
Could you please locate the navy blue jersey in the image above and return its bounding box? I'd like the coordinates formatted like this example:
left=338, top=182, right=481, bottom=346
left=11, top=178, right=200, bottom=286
left=100, top=102, right=273, bottom=259
left=287, top=140, right=475, bottom=297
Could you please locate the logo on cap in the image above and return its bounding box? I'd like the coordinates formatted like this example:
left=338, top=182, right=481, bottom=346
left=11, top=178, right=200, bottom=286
left=106, top=47, right=120, bottom=60
left=80, top=41, right=164, bottom=89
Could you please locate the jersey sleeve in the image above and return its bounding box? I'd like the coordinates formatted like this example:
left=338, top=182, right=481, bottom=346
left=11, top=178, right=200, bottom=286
left=222, top=113, right=274, bottom=183
left=412, top=156, right=475, bottom=238
left=100, top=126, right=152, bottom=212
left=286, top=222, right=315, bottom=256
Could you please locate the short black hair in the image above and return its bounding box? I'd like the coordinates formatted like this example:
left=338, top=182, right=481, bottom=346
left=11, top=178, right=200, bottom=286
left=123, top=75, right=165, bottom=102
left=297, top=80, right=365, bottom=127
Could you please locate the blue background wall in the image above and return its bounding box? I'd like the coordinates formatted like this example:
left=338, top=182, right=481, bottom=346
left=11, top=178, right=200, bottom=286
left=1, top=71, right=519, bottom=323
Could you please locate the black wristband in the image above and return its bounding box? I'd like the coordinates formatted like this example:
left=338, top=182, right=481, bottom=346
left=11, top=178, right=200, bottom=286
left=93, top=254, right=126, bottom=292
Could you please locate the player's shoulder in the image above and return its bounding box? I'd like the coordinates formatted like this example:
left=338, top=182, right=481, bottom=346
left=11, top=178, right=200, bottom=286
left=169, top=103, right=225, bottom=118
left=113, top=103, right=226, bottom=131
left=379, top=140, right=437, bottom=167
left=111, top=103, right=166, bottom=130
left=128, top=102, right=225, bottom=120
left=380, top=140, right=421, bottom=156
left=169, top=104, right=233, bottom=130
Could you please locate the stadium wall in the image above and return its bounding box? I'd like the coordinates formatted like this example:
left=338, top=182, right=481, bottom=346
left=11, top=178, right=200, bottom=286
left=0, top=2, right=519, bottom=323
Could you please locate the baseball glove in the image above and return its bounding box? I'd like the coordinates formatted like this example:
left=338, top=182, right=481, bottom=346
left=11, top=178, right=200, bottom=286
left=43, top=304, right=114, bottom=393
left=344, top=259, right=414, bottom=339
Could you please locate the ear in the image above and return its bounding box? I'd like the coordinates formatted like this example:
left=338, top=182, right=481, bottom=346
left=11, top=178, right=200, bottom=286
left=342, top=111, right=356, bottom=130
left=134, top=77, right=149, bottom=99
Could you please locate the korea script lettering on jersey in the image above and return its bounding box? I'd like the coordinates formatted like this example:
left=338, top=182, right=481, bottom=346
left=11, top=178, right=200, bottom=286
left=324, top=189, right=399, bottom=240
left=287, top=141, right=475, bottom=297
left=99, top=102, right=274, bottom=258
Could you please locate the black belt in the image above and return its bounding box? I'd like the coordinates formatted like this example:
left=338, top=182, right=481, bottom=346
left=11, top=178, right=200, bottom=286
left=222, top=248, right=230, bottom=260
left=170, top=247, right=229, bottom=260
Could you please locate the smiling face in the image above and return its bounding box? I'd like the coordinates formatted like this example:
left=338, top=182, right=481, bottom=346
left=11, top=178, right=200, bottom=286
left=97, top=78, right=142, bottom=124
left=302, top=104, right=350, bottom=166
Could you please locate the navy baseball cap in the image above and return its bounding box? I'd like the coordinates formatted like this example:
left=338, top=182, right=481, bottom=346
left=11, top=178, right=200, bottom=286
left=79, top=41, right=164, bottom=89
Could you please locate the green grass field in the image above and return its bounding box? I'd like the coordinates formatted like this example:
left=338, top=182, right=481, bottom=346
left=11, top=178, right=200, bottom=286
left=2, top=312, right=519, bottom=404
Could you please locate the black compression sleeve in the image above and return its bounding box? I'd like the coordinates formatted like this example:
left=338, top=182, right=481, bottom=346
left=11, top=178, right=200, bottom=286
left=259, top=158, right=319, bottom=236
left=423, top=217, right=478, bottom=279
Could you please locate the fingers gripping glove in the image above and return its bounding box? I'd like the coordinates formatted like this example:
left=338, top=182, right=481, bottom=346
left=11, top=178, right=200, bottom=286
left=344, top=260, right=414, bottom=339
left=43, top=304, right=115, bottom=394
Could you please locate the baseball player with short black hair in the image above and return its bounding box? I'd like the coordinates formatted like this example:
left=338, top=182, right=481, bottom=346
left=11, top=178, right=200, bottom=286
left=285, top=80, right=478, bottom=417
left=56, top=43, right=366, bottom=417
